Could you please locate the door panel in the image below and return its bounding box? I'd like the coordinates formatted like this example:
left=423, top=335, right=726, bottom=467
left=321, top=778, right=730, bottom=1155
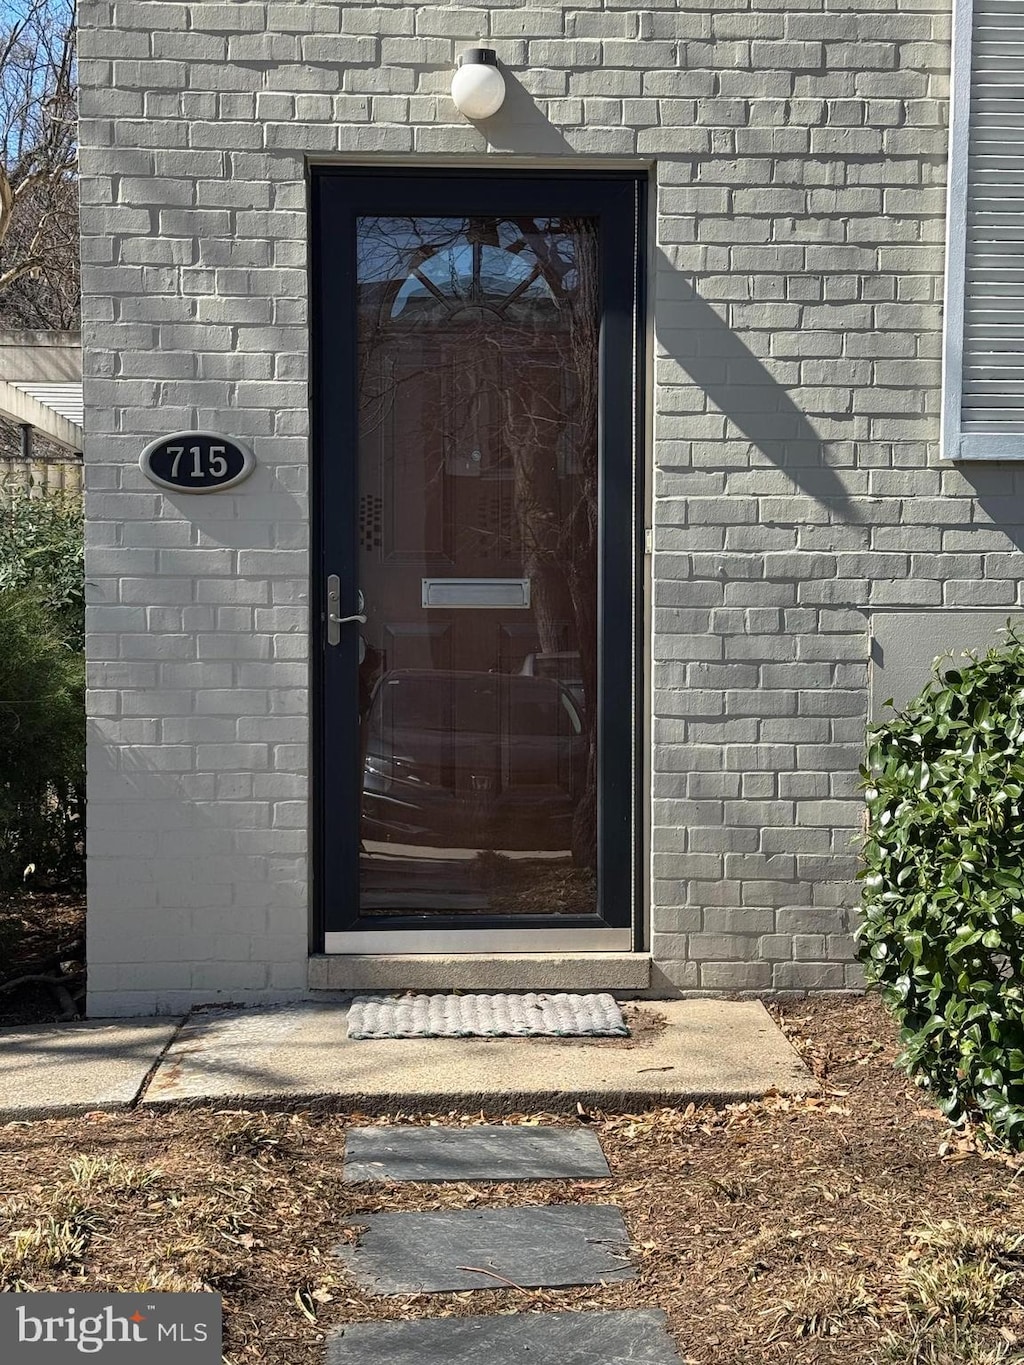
left=313, top=172, right=642, bottom=938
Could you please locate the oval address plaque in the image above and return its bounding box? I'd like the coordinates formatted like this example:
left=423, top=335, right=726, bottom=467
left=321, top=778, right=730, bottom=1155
left=139, top=431, right=255, bottom=493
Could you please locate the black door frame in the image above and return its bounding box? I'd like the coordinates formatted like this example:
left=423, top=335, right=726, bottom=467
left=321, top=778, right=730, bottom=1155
left=310, top=166, right=646, bottom=945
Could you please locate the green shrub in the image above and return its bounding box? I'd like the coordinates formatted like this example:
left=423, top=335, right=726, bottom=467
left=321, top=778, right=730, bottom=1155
left=857, top=626, right=1024, bottom=1146
left=0, top=589, right=84, bottom=889
left=0, top=490, right=85, bottom=888
left=0, top=490, right=84, bottom=651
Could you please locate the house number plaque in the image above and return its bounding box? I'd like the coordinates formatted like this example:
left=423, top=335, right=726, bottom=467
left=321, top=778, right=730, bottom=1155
left=139, top=431, right=255, bottom=492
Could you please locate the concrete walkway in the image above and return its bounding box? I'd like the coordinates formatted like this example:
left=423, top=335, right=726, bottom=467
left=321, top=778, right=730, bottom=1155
left=0, top=999, right=817, bottom=1122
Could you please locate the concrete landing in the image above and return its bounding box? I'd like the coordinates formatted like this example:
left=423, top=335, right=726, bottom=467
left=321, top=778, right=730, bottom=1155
left=141, top=1000, right=816, bottom=1112
left=0, top=1017, right=182, bottom=1121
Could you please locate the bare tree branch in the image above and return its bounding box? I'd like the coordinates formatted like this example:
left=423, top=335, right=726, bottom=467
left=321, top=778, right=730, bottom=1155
left=355, top=214, right=603, bottom=866
left=0, top=0, right=78, bottom=328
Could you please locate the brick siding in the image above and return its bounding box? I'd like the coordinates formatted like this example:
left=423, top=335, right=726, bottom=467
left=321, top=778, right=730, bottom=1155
left=78, top=0, right=973, bottom=1015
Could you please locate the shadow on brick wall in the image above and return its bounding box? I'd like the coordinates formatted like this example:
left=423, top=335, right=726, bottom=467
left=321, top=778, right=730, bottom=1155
left=476, top=71, right=575, bottom=155
left=655, top=247, right=860, bottom=513
left=946, top=462, right=1024, bottom=553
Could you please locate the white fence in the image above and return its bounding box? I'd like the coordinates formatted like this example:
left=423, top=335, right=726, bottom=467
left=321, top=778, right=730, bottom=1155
left=0, top=454, right=83, bottom=497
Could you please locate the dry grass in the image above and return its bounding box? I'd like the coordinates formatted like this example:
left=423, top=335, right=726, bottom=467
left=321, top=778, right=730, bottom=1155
left=3, top=996, right=1024, bottom=1363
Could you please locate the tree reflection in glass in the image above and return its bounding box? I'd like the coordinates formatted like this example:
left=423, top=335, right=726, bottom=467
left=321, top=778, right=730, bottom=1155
left=353, top=215, right=599, bottom=917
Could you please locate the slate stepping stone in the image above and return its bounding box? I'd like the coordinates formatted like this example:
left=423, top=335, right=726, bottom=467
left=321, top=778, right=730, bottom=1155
left=343, top=1125, right=610, bottom=1183
left=326, top=1309, right=683, bottom=1364
left=333, top=1204, right=634, bottom=1294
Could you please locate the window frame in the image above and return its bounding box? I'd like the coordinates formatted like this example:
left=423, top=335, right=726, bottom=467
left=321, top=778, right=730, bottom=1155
left=940, top=0, right=1024, bottom=461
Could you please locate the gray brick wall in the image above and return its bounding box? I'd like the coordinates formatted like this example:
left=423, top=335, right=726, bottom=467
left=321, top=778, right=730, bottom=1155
left=79, top=0, right=992, bottom=1015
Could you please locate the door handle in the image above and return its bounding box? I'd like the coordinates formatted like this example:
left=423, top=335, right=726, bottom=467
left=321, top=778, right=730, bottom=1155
left=326, top=575, right=365, bottom=646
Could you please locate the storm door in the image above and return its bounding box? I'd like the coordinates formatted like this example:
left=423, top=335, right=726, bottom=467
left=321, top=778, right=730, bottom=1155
left=313, top=171, right=643, bottom=951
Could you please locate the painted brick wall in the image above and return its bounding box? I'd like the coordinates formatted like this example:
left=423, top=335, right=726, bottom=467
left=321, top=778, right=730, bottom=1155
left=78, top=0, right=986, bottom=1015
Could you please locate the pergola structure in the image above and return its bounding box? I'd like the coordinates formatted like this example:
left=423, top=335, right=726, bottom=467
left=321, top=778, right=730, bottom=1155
left=0, top=330, right=83, bottom=454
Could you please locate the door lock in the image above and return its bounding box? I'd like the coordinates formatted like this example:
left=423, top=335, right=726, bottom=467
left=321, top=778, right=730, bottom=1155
left=326, top=575, right=366, bottom=645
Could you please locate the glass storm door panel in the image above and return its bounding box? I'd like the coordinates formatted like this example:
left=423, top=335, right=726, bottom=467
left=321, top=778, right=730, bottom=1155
left=314, top=173, right=642, bottom=941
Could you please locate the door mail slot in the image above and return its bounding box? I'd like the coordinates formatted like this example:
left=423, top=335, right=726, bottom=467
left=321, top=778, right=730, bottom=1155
left=421, top=577, right=531, bottom=609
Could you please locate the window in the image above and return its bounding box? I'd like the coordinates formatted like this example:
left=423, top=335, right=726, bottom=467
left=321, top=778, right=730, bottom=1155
left=942, top=0, right=1024, bottom=460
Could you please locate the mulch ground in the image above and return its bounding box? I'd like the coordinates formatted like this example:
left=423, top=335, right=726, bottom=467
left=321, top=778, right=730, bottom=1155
left=2, top=994, right=1023, bottom=1364
left=0, top=890, right=85, bottom=1025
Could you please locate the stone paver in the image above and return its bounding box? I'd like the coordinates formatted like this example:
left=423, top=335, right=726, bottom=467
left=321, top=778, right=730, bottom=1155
left=142, top=999, right=816, bottom=1111
left=343, top=1124, right=610, bottom=1183
left=333, top=1204, right=634, bottom=1294
left=326, top=1309, right=683, bottom=1364
left=0, top=1018, right=183, bottom=1121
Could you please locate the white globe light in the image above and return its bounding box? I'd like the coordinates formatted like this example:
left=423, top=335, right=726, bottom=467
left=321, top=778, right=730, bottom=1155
left=451, top=49, right=506, bottom=120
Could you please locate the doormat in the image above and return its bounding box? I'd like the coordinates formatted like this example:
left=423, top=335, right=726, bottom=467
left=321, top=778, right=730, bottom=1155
left=346, top=992, right=629, bottom=1040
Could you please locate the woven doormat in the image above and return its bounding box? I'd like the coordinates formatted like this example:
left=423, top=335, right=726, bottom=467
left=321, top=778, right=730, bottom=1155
left=347, top=992, right=629, bottom=1040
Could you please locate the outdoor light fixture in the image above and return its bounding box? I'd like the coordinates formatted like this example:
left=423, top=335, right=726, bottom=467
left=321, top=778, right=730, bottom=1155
left=451, top=48, right=506, bottom=120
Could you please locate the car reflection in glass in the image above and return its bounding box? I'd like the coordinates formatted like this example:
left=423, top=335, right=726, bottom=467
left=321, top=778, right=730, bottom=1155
left=518, top=650, right=585, bottom=710
left=361, top=669, right=586, bottom=851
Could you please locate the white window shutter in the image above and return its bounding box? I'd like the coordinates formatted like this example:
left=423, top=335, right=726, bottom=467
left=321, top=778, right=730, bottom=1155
left=942, top=0, right=1024, bottom=460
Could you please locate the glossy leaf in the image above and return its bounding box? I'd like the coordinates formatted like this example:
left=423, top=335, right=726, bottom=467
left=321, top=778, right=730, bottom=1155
left=858, top=623, right=1024, bottom=1148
